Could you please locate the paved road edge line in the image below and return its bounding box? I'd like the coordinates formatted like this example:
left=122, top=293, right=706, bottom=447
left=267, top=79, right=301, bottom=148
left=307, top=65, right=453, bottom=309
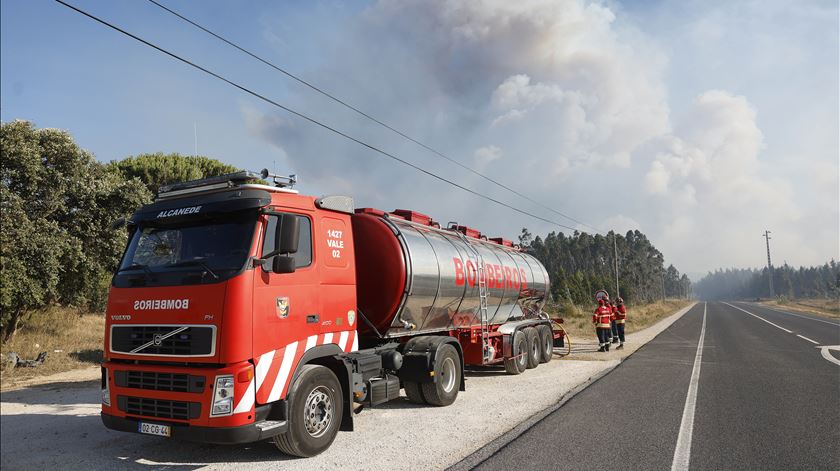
left=742, top=302, right=840, bottom=327
left=723, top=302, right=793, bottom=333
left=447, top=301, right=699, bottom=471
left=670, top=302, right=707, bottom=471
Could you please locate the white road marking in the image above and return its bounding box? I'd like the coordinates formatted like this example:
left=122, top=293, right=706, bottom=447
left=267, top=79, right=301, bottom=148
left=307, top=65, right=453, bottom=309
left=723, top=302, right=793, bottom=333
left=743, top=303, right=840, bottom=327
left=796, top=334, right=819, bottom=345
left=671, top=302, right=707, bottom=471
left=818, top=345, right=840, bottom=366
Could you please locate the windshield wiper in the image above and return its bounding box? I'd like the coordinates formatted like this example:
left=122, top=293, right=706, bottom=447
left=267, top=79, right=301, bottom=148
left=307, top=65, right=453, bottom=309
left=118, top=263, right=154, bottom=276
left=166, top=258, right=220, bottom=280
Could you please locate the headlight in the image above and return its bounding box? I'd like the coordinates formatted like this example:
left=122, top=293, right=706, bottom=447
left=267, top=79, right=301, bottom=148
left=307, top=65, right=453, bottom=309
left=210, top=375, right=234, bottom=417
left=101, top=367, right=111, bottom=406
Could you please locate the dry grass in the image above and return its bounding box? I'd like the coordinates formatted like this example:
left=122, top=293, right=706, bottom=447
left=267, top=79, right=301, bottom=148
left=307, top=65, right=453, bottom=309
left=545, top=298, right=693, bottom=339
left=1, top=306, right=104, bottom=390
left=761, top=297, right=840, bottom=319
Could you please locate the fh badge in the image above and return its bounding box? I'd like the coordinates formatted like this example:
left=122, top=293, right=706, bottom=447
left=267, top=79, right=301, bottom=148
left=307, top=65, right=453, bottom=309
left=276, top=297, right=290, bottom=319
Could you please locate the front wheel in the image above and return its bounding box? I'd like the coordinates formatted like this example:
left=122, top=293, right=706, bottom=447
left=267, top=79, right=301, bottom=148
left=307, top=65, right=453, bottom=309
left=273, top=365, right=343, bottom=457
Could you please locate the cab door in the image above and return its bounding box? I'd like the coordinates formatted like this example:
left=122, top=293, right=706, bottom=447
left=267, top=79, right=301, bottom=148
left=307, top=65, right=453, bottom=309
left=252, top=211, right=320, bottom=384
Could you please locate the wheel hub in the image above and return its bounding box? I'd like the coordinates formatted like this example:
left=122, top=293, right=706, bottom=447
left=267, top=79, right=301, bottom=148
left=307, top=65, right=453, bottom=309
left=441, top=357, right=456, bottom=393
left=303, top=386, right=333, bottom=438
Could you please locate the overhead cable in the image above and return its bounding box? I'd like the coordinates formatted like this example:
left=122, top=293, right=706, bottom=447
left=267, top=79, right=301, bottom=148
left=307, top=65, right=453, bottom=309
left=54, top=0, right=584, bottom=232
left=145, top=0, right=603, bottom=234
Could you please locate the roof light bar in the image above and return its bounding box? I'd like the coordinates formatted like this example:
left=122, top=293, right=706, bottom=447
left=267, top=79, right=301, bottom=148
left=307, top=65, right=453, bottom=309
left=158, top=170, right=261, bottom=194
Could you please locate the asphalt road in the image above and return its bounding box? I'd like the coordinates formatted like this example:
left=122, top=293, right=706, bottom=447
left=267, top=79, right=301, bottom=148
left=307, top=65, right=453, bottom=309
left=471, top=302, right=840, bottom=471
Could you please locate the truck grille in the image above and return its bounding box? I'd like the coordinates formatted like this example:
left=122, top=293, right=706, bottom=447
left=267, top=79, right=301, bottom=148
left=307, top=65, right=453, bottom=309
left=118, top=396, right=200, bottom=421
left=114, top=371, right=205, bottom=393
left=110, top=325, right=215, bottom=356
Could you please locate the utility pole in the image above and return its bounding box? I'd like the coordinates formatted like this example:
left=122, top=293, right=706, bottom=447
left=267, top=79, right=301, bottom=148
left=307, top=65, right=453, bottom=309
left=613, top=232, right=620, bottom=299
left=662, top=273, right=666, bottom=301
left=763, top=230, right=774, bottom=298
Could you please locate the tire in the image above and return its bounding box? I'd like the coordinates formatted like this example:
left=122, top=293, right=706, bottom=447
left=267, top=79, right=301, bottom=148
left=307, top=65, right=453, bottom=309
left=403, top=380, right=426, bottom=404
left=420, top=344, right=461, bottom=406
left=524, top=327, right=540, bottom=369
left=537, top=325, right=553, bottom=364
left=273, top=365, right=343, bottom=457
left=504, top=330, right=528, bottom=375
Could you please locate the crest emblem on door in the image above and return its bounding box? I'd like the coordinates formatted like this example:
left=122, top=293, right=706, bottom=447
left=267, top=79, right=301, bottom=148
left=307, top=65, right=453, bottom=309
left=276, top=297, right=289, bottom=319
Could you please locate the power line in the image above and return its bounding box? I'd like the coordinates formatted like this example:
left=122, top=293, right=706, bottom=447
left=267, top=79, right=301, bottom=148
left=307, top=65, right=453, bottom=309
left=54, top=0, right=581, bottom=232
left=145, top=0, right=603, bottom=235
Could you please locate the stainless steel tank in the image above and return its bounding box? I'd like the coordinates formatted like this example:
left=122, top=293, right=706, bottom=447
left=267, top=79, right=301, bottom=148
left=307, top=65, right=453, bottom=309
left=352, top=212, right=549, bottom=339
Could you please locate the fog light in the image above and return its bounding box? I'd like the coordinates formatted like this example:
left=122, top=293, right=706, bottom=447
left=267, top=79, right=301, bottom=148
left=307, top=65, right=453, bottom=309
left=210, top=375, right=234, bottom=417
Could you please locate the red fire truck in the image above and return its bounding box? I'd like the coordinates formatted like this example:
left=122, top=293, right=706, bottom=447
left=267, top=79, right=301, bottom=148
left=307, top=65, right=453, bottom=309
left=101, top=170, right=557, bottom=457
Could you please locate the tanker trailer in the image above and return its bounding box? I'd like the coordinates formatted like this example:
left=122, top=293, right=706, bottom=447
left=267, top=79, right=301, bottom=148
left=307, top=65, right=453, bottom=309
left=351, top=208, right=554, bottom=380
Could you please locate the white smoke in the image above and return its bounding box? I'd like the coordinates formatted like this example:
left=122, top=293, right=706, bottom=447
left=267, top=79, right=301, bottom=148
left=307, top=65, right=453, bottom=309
left=243, top=0, right=836, bottom=272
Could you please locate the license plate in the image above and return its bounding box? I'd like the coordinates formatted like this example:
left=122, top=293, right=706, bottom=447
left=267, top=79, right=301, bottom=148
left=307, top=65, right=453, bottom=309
left=138, top=422, right=171, bottom=437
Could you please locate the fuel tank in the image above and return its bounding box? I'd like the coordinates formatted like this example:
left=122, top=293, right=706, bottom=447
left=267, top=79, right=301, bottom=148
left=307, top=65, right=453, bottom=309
left=352, top=209, right=549, bottom=339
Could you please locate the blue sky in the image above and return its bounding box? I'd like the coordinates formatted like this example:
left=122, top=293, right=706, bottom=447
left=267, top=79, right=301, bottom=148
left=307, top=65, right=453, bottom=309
left=2, top=0, right=837, bottom=276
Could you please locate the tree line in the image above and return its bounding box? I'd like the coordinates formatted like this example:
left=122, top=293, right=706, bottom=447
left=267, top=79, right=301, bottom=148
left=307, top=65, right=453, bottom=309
left=0, top=120, right=238, bottom=340
left=519, top=228, right=691, bottom=305
left=1, top=120, right=691, bottom=340
left=693, top=262, right=840, bottom=300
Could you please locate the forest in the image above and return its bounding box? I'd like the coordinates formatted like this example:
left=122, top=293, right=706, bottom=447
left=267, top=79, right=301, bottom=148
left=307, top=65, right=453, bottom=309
left=520, top=228, right=691, bottom=305
left=693, top=262, right=840, bottom=300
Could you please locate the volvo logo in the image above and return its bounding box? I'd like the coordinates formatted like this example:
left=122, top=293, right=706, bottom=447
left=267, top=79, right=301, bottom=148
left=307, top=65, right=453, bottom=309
left=153, top=334, right=163, bottom=346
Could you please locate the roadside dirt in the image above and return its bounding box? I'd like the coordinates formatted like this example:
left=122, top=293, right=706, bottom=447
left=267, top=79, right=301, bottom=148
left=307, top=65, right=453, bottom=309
left=0, top=303, right=695, bottom=471
left=1, top=365, right=100, bottom=392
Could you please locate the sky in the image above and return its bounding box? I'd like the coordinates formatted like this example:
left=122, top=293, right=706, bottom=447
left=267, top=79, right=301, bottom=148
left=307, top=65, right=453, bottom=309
left=2, top=0, right=838, bottom=279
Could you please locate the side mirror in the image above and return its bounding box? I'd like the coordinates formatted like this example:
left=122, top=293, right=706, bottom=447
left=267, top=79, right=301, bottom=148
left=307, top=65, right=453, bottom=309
left=275, top=214, right=300, bottom=254
left=272, top=255, right=296, bottom=274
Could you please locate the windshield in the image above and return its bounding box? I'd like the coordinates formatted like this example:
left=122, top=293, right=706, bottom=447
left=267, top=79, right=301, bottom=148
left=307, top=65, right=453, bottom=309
left=114, top=211, right=257, bottom=287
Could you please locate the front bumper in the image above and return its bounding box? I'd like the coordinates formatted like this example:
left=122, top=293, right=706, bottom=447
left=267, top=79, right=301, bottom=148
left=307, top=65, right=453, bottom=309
left=101, top=411, right=287, bottom=445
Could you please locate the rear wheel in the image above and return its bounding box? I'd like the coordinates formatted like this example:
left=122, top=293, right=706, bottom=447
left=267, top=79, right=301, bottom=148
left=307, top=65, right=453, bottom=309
left=524, top=327, right=540, bottom=369
left=537, top=325, right=553, bottom=363
left=403, top=380, right=426, bottom=404
left=420, top=344, right=461, bottom=406
left=504, top=330, right=528, bottom=375
left=273, top=365, right=343, bottom=457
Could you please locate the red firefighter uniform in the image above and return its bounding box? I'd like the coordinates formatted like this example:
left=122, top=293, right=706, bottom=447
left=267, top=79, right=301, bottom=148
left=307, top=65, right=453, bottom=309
left=614, top=298, right=627, bottom=349
left=610, top=302, right=619, bottom=344
left=593, top=300, right=613, bottom=352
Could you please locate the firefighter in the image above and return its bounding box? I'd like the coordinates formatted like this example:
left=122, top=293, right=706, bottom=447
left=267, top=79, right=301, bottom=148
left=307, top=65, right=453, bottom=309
left=610, top=301, right=619, bottom=344
left=614, top=297, right=627, bottom=349
left=593, top=299, right=613, bottom=352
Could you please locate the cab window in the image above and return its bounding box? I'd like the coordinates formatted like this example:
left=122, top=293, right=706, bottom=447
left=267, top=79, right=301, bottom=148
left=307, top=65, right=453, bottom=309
left=261, top=214, right=312, bottom=269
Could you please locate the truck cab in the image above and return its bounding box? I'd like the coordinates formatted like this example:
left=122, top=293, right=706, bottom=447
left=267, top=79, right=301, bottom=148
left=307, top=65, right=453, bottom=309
left=101, top=171, right=359, bottom=454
